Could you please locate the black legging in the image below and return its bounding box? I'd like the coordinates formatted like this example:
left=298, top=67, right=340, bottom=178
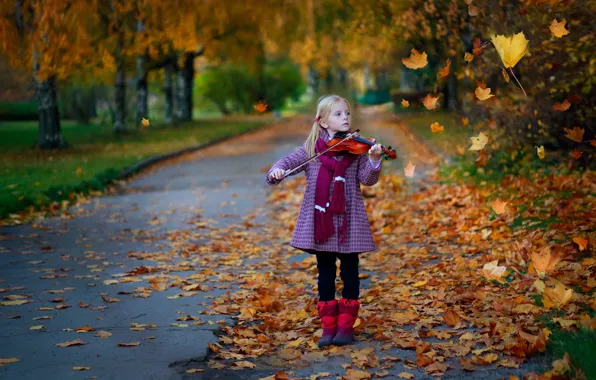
left=316, top=252, right=359, bottom=302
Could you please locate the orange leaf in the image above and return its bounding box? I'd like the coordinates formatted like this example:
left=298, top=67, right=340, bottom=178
left=475, top=87, right=494, bottom=101
left=573, top=237, right=588, bottom=251
left=549, top=19, right=569, bottom=38
left=404, top=162, right=415, bottom=178
left=490, top=199, right=508, bottom=214
left=552, top=99, right=570, bottom=111
left=563, top=126, right=584, bottom=142
left=530, top=246, right=562, bottom=278
left=401, top=99, right=409, bottom=108
left=571, top=149, right=582, bottom=160
left=422, top=94, right=439, bottom=110
left=438, top=59, right=450, bottom=79
left=255, top=101, right=267, bottom=113
left=430, top=122, right=444, bottom=133
left=56, top=339, right=87, bottom=347
left=402, top=49, right=428, bottom=69
left=464, top=52, right=474, bottom=63
left=443, top=309, right=462, bottom=327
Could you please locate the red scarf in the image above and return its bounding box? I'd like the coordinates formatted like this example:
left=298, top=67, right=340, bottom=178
left=314, top=137, right=357, bottom=244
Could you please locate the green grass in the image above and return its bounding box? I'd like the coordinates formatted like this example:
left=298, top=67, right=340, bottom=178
left=547, top=327, right=596, bottom=379
left=0, top=117, right=271, bottom=219
left=0, top=102, right=37, bottom=117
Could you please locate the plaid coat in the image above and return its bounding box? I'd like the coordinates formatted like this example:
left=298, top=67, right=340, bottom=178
left=266, top=128, right=382, bottom=254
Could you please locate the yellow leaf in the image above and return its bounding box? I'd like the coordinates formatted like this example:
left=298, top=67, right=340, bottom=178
left=141, top=118, right=150, bottom=127
left=475, top=87, right=495, bottom=101
left=94, top=330, right=112, bottom=339
left=552, top=353, right=572, bottom=375
left=532, top=279, right=545, bottom=293
left=544, top=283, right=573, bottom=308
left=404, top=162, right=415, bottom=178
left=464, top=52, right=474, bottom=63
left=398, top=373, right=414, bottom=379
left=401, top=99, right=409, bottom=108
left=536, top=146, right=545, bottom=159
left=549, top=19, right=569, bottom=38
left=56, top=339, right=87, bottom=347
left=412, top=280, right=427, bottom=287
left=422, top=94, right=439, bottom=110
left=512, top=304, right=540, bottom=314
left=186, top=369, right=204, bottom=373
left=231, top=361, right=256, bottom=369
left=30, top=325, right=45, bottom=331
left=490, top=32, right=529, bottom=68
left=76, top=167, right=83, bottom=176
left=402, top=49, right=428, bottom=69
left=430, top=122, right=444, bottom=133
left=552, top=318, right=577, bottom=328
left=469, top=132, right=488, bottom=151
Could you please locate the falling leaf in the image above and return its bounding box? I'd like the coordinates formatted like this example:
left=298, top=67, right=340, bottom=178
left=438, top=59, right=450, bottom=79
left=404, top=162, right=416, bottom=178
left=573, top=237, right=588, bottom=251
left=531, top=246, right=562, bottom=279
left=475, top=87, right=494, bottom=101
left=490, top=32, right=529, bottom=68
left=553, top=99, right=570, bottom=111
left=255, top=101, right=267, bottom=113
left=464, top=52, right=474, bottom=63
left=430, top=122, right=444, bottom=133
left=401, top=99, right=409, bottom=108
left=549, top=19, right=569, bottom=38
left=422, top=94, right=439, bottom=110
left=402, top=49, right=428, bottom=69
left=468, top=4, right=480, bottom=16
left=490, top=199, right=508, bottom=214
left=482, top=260, right=507, bottom=283
left=117, top=342, right=140, bottom=347
left=72, top=366, right=91, bottom=371
left=502, top=68, right=510, bottom=82
left=0, top=358, right=19, bottom=366
left=590, top=139, right=596, bottom=147
left=141, top=118, right=150, bottom=127
left=571, top=149, right=582, bottom=160
left=56, top=339, right=87, bottom=347
left=469, top=132, right=488, bottom=151
left=472, top=37, right=485, bottom=56
left=536, top=146, right=545, bottom=159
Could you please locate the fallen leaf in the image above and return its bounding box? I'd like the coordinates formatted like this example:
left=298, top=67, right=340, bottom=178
left=56, top=339, right=86, bottom=347
left=95, top=330, right=112, bottom=339
left=29, top=325, right=44, bottom=331
left=72, top=366, right=91, bottom=371
left=0, top=358, right=19, bottom=366
left=573, top=237, right=588, bottom=251
left=490, top=199, right=508, bottom=214
left=443, top=309, right=462, bottom=327
left=404, top=162, right=416, bottom=178
left=117, top=342, right=140, bottom=347
left=1, top=300, right=30, bottom=306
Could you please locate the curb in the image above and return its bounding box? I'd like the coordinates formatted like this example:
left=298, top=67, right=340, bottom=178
left=117, top=117, right=288, bottom=181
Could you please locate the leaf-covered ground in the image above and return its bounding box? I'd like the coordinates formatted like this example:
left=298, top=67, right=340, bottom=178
left=1, top=109, right=593, bottom=379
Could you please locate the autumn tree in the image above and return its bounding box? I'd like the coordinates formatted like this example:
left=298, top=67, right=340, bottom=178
left=0, top=0, right=97, bottom=148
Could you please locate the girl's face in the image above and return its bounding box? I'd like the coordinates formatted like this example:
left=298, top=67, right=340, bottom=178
left=321, top=101, right=350, bottom=137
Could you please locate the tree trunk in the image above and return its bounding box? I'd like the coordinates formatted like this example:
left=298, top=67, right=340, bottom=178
left=307, top=64, right=319, bottom=97
left=36, top=75, right=66, bottom=149
left=136, top=19, right=148, bottom=127
left=114, top=66, right=126, bottom=133
left=164, top=58, right=174, bottom=125
left=176, top=52, right=194, bottom=121
left=446, top=57, right=460, bottom=111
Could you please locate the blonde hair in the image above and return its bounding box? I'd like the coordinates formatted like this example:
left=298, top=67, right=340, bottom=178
left=304, top=94, right=352, bottom=157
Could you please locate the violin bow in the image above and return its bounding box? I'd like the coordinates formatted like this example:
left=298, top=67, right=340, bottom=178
left=271, top=129, right=360, bottom=184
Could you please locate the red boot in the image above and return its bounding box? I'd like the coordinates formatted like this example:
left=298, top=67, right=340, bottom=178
left=332, top=298, right=360, bottom=346
left=316, top=299, right=338, bottom=347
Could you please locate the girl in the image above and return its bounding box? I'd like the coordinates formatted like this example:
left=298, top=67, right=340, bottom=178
left=266, top=95, right=383, bottom=347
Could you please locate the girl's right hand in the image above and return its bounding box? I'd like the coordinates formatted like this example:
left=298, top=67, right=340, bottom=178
left=269, top=168, right=286, bottom=181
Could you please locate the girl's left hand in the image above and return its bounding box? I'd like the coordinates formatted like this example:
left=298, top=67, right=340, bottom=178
left=368, top=144, right=382, bottom=161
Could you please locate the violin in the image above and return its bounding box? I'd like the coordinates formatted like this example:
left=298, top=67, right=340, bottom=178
left=269, top=129, right=396, bottom=184
left=327, top=131, right=397, bottom=160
